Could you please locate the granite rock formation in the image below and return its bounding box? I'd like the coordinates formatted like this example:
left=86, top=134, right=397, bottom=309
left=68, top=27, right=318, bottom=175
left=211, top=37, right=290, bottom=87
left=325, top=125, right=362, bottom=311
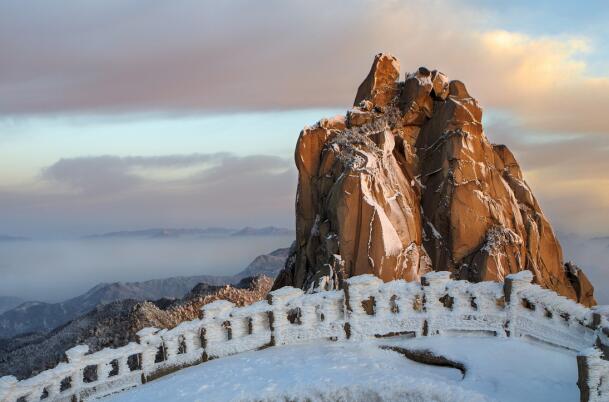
left=273, top=53, right=596, bottom=306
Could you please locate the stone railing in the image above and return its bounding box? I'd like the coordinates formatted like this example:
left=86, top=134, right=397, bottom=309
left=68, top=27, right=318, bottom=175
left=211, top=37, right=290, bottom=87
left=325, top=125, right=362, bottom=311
left=1, top=271, right=607, bottom=402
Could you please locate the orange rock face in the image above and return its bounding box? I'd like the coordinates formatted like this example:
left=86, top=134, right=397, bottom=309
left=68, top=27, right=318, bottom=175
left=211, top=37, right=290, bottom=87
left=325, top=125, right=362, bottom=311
left=273, top=53, right=596, bottom=306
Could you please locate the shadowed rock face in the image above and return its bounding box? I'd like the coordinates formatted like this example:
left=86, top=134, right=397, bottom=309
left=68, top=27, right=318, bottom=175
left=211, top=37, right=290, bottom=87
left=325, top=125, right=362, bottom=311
left=273, top=53, right=596, bottom=306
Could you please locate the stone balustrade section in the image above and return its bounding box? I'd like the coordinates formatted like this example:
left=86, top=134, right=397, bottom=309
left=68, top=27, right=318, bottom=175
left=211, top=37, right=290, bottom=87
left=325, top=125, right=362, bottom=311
left=1, top=272, right=607, bottom=402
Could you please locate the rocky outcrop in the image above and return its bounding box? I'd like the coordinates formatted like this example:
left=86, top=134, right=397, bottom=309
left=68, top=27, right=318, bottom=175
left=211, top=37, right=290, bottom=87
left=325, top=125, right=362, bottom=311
left=273, top=53, right=596, bottom=306
left=130, top=276, right=273, bottom=331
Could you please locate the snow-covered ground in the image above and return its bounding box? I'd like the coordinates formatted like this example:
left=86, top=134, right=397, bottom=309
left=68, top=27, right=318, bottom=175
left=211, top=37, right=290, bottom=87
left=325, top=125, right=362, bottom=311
left=102, top=335, right=578, bottom=402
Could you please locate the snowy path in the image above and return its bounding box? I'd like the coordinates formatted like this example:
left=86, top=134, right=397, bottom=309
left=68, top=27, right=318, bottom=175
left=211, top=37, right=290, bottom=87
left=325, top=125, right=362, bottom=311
left=103, top=335, right=578, bottom=402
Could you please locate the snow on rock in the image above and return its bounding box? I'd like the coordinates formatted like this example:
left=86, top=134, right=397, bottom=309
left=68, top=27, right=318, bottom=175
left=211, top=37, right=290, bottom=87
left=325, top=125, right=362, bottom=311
left=274, top=53, right=596, bottom=308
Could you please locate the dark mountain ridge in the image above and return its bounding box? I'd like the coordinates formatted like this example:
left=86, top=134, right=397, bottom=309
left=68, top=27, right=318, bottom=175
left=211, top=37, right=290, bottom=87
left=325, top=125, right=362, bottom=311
left=83, top=226, right=294, bottom=239
left=0, top=247, right=290, bottom=338
left=0, top=277, right=273, bottom=380
left=0, top=296, right=24, bottom=314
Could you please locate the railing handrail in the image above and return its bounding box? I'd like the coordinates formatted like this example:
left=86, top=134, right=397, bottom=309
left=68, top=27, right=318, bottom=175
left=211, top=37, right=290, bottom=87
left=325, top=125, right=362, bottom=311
left=1, top=272, right=607, bottom=402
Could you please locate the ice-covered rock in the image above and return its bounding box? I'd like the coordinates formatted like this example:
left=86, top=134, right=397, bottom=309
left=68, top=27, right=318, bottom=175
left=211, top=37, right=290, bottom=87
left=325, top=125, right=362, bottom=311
left=273, top=53, right=596, bottom=307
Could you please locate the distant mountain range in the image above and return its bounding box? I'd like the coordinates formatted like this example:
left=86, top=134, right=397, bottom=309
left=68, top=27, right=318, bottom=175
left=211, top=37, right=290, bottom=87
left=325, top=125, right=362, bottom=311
left=0, top=296, right=24, bottom=314
left=0, top=227, right=294, bottom=241
left=0, top=276, right=275, bottom=380
left=232, top=247, right=290, bottom=280
left=230, top=226, right=294, bottom=237
left=83, top=226, right=294, bottom=239
left=0, top=235, right=30, bottom=242
left=591, top=236, right=609, bottom=246
left=0, top=247, right=290, bottom=339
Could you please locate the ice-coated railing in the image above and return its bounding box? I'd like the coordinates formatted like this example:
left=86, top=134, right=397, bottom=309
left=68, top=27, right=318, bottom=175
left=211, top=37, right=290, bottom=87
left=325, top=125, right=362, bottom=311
left=1, top=271, right=607, bottom=402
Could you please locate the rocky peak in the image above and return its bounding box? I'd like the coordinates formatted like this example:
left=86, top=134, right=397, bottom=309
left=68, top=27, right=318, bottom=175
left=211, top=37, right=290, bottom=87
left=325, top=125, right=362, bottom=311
left=354, top=53, right=400, bottom=108
left=273, top=53, right=596, bottom=306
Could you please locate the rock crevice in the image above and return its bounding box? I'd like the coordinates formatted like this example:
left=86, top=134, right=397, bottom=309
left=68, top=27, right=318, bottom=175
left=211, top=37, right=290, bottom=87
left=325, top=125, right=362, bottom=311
left=273, top=53, right=596, bottom=306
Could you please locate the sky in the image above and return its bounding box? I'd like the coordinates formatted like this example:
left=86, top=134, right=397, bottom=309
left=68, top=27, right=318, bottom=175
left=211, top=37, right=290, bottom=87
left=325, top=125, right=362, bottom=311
left=1, top=0, right=609, bottom=239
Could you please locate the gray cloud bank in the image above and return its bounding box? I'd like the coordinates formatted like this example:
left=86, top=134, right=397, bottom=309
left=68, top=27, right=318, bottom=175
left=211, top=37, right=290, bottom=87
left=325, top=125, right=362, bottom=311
left=2, top=0, right=608, bottom=236
left=2, top=0, right=609, bottom=135
left=1, top=153, right=296, bottom=237
left=486, top=120, right=609, bottom=236
left=41, top=153, right=231, bottom=194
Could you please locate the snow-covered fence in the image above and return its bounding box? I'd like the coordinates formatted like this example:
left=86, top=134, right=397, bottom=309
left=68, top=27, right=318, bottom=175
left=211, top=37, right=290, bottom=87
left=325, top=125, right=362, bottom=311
left=503, top=271, right=597, bottom=351
left=200, top=299, right=272, bottom=359
left=1, top=271, right=608, bottom=402
left=577, top=308, right=609, bottom=402
left=417, top=271, right=506, bottom=337
left=268, top=286, right=345, bottom=346
left=0, top=343, right=144, bottom=402
left=344, top=274, right=427, bottom=339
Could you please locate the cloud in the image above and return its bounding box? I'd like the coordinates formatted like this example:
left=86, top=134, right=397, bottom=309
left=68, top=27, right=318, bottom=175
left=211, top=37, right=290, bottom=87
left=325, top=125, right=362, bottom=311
left=1, top=0, right=607, bottom=238
left=485, top=119, right=609, bottom=235
left=0, top=153, right=296, bottom=236
left=40, top=153, right=230, bottom=194
left=1, top=0, right=609, bottom=135
left=470, top=31, right=609, bottom=134
left=192, top=155, right=290, bottom=184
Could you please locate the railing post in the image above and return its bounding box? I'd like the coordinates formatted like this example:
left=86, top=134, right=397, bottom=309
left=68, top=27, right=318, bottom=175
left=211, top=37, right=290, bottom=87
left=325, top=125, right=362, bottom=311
left=577, top=346, right=609, bottom=402
left=65, top=345, right=90, bottom=392
left=97, top=360, right=112, bottom=383
left=118, top=355, right=131, bottom=376
left=342, top=275, right=383, bottom=339
left=163, top=335, right=180, bottom=360
left=503, top=270, right=533, bottom=304
left=46, top=379, right=61, bottom=399
left=421, top=271, right=452, bottom=336
left=503, top=270, right=533, bottom=337
left=137, top=327, right=162, bottom=380
left=217, top=300, right=273, bottom=354
left=182, top=330, right=199, bottom=354
left=0, top=375, right=17, bottom=401
left=267, top=287, right=304, bottom=345
left=200, top=300, right=236, bottom=358
left=343, top=275, right=382, bottom=313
